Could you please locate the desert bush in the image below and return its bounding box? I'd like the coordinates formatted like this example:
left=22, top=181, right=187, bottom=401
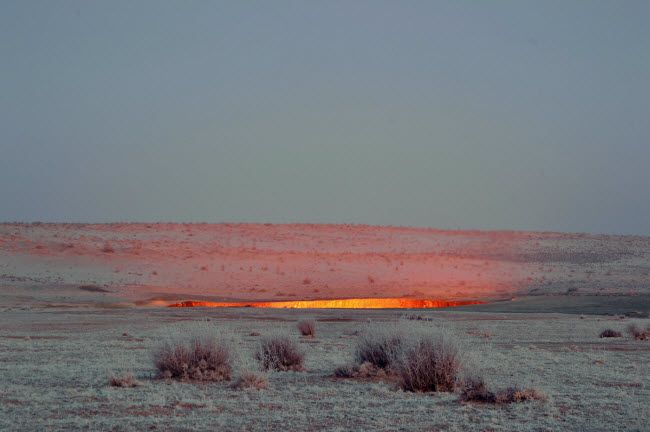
left=153, top=328, right=234, bottom=381
left=109, top=373, right=138, bottom=388
left=599, top=329, right=622, bottom=338
left=460, top=376, right=546, bottom=404
left=396, top=333, right=462, bottom=392
left=231, top=371, right=268, bottom=391
left=627, top=324, right=650, bottom=341
left=459, top=375, right=495, bottom=403
left=100, top=242, right=115, bottom=253
left=255, top=334, right=305, bottom=371
left=297, top=319, right=316, bottom=337
left=354, top=326, right=403, bottom=371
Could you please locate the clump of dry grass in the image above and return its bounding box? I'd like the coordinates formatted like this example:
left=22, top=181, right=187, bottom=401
left=627, top=324, right=650, bottom=341
left=460, top=376, right=546, bottom=404
left=153, top=330, right=234, bottom=381
left=599, top=329, right=622, bottom=338
left=231, top=371, right=268, bottom=391
left=396, top=334, right=462, bottom=392
left=354, top=326, right=403, bottom=372
left=109, top=373, right=138, bottom=388
left=255, top=334, right=305, bottom=371
left=495, top=387, right=547, bottom=404
left=297, top=319, right=315, bottom=337
left=333, top=361, right=385, bottom=378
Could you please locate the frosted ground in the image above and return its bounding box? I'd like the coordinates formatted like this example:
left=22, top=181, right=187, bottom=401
left=1, top=223, right=649, bottom=431
left=0, top=305, right=648, bottom=431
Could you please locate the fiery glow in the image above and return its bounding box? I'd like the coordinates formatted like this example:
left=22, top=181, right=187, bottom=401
left=168, top=298, right=485, bottom=309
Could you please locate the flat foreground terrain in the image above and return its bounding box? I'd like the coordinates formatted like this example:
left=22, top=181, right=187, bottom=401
left=0, top=306, right=648, bottom=431
left=0, top=223, right=648, bottom=431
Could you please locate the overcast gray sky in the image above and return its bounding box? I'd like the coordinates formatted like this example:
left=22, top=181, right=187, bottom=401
left=1, top=1, right=649, bottom=234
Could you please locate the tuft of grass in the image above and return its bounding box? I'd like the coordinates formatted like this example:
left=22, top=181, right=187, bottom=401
left=599, top=329, right=622, bottom=338
left=255, top=334, right=305, bottom=371
left=396, top=334, right=462, bottom=392
left=627, top=324, right=650, bottom=341
left=297, top=319, right=316, bottom=337
left=109, top=373, right=138, bottom=388
left=153, top=329, right=234, bottom=381
left=231, top=371, right=268, bottom=391
left=495, top=387, right=547, bottom=404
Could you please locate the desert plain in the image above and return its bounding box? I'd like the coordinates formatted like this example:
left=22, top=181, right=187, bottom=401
left=0, top=222, right=648, bottom=431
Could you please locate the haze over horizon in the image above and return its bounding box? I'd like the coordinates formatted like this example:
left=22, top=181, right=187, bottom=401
left=2, top=1, right=649, bottom=235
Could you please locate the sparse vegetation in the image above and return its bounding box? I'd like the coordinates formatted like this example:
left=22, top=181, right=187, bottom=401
left=599, top=329, right=622, bottom=338
left=255, top=334, right=305, bottom=371
left=297, top=319, right=315, bottom=337
left=109, top=373, right=138, bottom=388
left=627, top=324, right=650, bottom=341
left=153, top=329, right=234, bottom=381
left=231, top=371, right=268, bottom=391
left=396, top=334, right=462, bottom=392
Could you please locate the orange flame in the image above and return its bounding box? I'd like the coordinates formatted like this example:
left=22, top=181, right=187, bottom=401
left=167, top=298, right=484, bottom=309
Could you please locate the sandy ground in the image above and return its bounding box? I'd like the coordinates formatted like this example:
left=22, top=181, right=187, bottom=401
left=0, top=223, right=649, bottom=431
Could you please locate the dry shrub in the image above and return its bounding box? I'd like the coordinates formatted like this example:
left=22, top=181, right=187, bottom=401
left=354, top=327, right=403, bottom=372
left=297, top=319, right=316, bottom=337
left=599, top=329, right=622, bottom=338
left=396, top=334, right=462, bottom=392
left=100, top=242, right=115, bottom=253
left=109, top=373, right=138, bottom=388
left=460, top=375, right=495, bottom=403
left=460, top=376, right=546, bottom=404
left=154, top=330, right=234, bottom=381
left=231, top=371, right=268, bottom=391
left=334, top=361, right=385, bottom=378
left=627, top=324, right=650, bottom=341
left=255, top=334, right=305, bottom=371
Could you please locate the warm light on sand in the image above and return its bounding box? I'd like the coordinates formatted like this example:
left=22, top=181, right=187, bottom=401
left=167, top=298, right=485, bottom=309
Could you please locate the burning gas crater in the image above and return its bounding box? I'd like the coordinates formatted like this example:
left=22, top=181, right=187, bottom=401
left=168, top=298, right=484, bottom=309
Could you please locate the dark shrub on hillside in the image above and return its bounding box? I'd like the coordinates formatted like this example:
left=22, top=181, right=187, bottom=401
left=599, top=329, right=622, bottom=338
left=627, top=324, right=650, bottom=341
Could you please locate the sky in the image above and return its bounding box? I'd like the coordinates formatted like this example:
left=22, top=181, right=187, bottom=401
left=1, top=1, right=649, bottom=235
